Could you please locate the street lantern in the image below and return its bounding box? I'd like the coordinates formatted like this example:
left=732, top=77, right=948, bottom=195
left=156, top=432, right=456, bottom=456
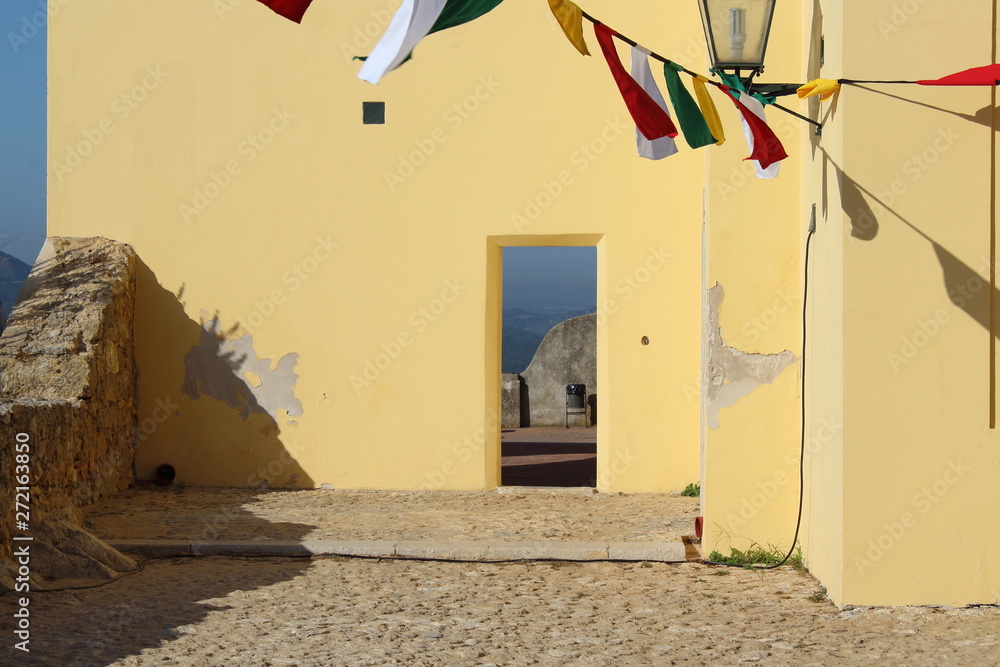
left=698, top=0, right=776, bottom=73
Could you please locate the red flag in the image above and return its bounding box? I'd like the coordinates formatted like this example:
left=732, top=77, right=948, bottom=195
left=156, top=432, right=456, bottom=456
left=256, top=0, right=314, bottom=23
left=917, top=64, right=1000, bottom=86
left=721, top=86, right=788, bottom=170
left=593, top=23, right=678, bottom=141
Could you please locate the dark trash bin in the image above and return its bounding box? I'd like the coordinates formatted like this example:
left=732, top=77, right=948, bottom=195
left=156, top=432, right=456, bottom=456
left=566, top=384, right=586, bottom=408
left=566, top=384, right=588, bottom=427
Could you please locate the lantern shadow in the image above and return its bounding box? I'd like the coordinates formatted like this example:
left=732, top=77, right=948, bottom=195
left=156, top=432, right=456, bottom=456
left=823, top=151, right=996, bottom=339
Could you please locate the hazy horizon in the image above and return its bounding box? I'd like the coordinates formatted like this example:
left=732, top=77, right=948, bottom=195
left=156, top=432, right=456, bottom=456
left=1, top=1, right=46, bottom=266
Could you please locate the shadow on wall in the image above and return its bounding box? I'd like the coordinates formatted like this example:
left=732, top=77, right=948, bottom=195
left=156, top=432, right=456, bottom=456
left=828, top=149, right=996, bottom=340
left=0, top=257, right=323, bottom=663
left=519, top=376, right=531, bottom=427
left=134, top=258, right=314, bottom=488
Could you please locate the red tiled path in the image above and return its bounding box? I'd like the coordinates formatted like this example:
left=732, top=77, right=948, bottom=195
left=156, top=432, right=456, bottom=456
left=501, top=427, right=596, bottom=487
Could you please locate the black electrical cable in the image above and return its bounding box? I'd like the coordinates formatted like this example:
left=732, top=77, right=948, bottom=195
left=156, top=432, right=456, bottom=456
left=703, top=221, right=815, bottom=570
left=838, top=79, right=917, bottom=85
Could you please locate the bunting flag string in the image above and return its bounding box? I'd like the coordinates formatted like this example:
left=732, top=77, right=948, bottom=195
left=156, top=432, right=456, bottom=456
left=842, top=64, right=1000, bottom=87
left=251, top=0, right=1000, bottom=174
left=581, top=12, right=784, bottom=169
left=593, top=23, right=678, bottom=142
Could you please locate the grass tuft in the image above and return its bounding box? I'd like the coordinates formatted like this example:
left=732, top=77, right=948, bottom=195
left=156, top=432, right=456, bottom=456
left=708, top=542, right=805, bottom=570
left=680, top=482, right=701, bottom=497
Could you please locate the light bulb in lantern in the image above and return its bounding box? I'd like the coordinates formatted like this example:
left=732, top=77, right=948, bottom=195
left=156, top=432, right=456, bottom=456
left=729, top=7, right=746, bottom=60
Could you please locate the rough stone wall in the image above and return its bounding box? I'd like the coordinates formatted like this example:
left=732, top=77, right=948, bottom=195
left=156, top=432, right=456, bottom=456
left=501, top=374, right=522, bottom=428
left=520, top=314, right=597, bottom=427
left=0, top=238, right=139, bottom=589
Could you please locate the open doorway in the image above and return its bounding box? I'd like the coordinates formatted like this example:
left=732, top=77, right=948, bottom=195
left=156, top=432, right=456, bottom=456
left=500, top=246, right=597, bottom=487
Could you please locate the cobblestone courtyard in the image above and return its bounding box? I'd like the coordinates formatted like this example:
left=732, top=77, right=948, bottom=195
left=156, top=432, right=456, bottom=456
left=4, top=556, right=999, bottom=666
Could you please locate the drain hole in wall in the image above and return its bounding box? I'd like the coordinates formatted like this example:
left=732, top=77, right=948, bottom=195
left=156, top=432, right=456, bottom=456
left=156, top=464, right=176, bottom=485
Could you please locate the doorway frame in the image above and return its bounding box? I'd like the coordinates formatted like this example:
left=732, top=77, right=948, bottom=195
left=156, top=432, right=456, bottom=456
left=485, top=233, right=605, bottom=488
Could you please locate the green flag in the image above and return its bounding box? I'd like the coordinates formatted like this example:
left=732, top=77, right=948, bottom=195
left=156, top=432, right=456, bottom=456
left=359, top=0, right=506, bottom=84
left=662, top=62, right=717, bottom=150
left=431, top=0, right=505, bottom=33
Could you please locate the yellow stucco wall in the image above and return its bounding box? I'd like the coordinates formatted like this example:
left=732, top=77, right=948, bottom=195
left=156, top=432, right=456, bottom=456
left=799, top=0, right=846, bottom=607
left=700, top=0, right=805, bottom=561
left=703, top=0, right=1000, bottom=607
left=48, top=1, right=705, bottom=493
left=50, top=0, right=1000, bottom=606
left=828, top=1, right=1000, bottom=607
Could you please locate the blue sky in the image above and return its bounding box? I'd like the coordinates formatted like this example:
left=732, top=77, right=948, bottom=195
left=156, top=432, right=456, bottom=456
left=504, top=247, right=596, bottom=310
left=0, top=0, right=46, bottom=266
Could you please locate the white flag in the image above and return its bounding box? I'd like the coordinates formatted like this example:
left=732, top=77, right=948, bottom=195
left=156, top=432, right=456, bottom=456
left=630, top=47, right=678, bottom=160
left=358, top=0, right=449, bottom=85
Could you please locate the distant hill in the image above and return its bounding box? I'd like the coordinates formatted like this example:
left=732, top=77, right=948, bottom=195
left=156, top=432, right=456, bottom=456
left=503, top=305, right=595, bottom=374
left=0, top=251, right=32, bottom=330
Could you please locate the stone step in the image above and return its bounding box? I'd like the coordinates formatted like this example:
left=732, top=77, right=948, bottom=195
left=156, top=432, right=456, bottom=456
left=107, top=538, right=690, bottom=562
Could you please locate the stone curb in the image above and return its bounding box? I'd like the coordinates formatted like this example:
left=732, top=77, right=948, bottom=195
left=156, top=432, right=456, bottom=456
left=106, top=539, right=688, bottom=562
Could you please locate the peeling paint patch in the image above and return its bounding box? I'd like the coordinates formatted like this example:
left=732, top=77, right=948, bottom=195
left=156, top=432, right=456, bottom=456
left=705, top=283, right=797, bottom=429
left=182, top=318, right=304, bottom=422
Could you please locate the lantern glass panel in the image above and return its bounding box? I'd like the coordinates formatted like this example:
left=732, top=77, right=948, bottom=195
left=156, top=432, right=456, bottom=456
left=698, top=0, right=775, bottom=70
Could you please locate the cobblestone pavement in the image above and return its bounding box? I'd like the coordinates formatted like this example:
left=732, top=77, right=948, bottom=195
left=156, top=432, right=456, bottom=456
left=83, top=487, right=700, bottom=545
left=3, top=556, right=999, bottom=666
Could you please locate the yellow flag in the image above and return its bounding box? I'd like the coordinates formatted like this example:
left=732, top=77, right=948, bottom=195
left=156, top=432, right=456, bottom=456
left=797, top=78, right=841, bottom=102
left=547, top=0, right=590, bottom=56
left=693, top=75, right=725, bottom=145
